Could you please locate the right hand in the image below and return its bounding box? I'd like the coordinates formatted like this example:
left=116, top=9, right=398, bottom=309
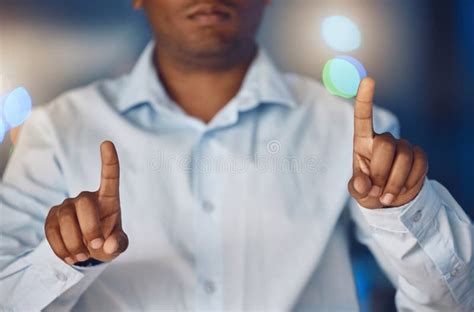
left=44, top=141, right=128, bottom=265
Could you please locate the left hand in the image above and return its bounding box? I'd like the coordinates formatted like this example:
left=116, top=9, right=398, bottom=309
left=348, top=77, right=428, bottom=208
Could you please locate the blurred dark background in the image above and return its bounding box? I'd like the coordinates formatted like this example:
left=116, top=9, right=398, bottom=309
left=1, top=0, right=472, bottom=311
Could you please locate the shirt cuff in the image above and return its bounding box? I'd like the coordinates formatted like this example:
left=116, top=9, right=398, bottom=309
left=14, top=239, right=107, bottom=310
left=358, top=178, right=441, bottom=233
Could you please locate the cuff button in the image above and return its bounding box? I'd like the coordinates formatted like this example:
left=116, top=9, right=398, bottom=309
left=451, top=264, right=463, bottom=278
left=56, top=271, right=68, bottom=282
left=412, top=210, right=422, bottom=223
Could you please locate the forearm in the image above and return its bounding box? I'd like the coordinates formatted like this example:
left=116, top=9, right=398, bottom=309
left=0, top=182, right=109, bottom=310
left=0, top=108, right=110, bottom=310
left=1, top=239, right=107, bottom=311
left=354, top=179, right=473, bottom=310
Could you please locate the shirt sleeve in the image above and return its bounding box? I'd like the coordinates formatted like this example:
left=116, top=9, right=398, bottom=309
left=0, top=107, right=108, bottom=311
left=350, top=179, right=473, bottom=311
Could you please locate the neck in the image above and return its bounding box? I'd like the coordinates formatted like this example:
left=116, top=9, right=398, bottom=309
left=153, top=43, right=257, bottom=123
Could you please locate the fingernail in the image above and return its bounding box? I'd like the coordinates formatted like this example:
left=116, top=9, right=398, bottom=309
left=369, top=186, right=381, bottom=197
left=75, top=253, right=88, bottom=262
left=65, top=257, right=74, bottom=265
left=401, top=187, right=407, bottom=194
left=380, top=193, right=395, bottom=206
left=90, top=238, right=104, bottom=249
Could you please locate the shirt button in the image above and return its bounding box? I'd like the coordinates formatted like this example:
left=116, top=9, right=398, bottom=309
left=203, top=279, right=216, bottom=295
left=451, top=264, right=463, bottom=277
left=202, top=200, right=215, bottom=213
left=56, top=271, right=68, bottom=282
left=412, top=210, right=422, bottom=223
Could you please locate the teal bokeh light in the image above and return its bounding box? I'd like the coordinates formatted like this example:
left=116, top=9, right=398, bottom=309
left=322, top=15, right=362, bottom=52
left=322, top=56, right=367, bottom=99
left=336, top=55, right=367, bottom=78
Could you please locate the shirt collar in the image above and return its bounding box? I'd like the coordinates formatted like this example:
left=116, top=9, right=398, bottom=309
left=235, top=46, right=298, bottom=111
left=117, top=41, right=297, bottom=113
left=117, top=42, right=173, bottom=113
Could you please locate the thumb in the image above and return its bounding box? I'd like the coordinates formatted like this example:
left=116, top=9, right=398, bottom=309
left=103, top=228, right=129, bottom=255
left=348, top=170, right=372, bottom=200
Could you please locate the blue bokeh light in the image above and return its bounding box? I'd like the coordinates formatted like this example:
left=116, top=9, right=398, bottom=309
left=335, top=55, right=367, bottom=79
left=3, top=87, right=32, bottom=128
left=322, top=15, right=362, bottom=52
left=0, top=117, right=6, bottom=143
left=0, top=95, right=8, bottom=143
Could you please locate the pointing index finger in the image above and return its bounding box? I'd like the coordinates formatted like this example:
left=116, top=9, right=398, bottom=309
left=354, top=77, right=375, bottom=139
left=99, top=141, right=120, bottom=199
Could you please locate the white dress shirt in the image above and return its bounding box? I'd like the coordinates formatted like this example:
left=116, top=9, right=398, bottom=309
left=0, top=42, right=473, bottom=311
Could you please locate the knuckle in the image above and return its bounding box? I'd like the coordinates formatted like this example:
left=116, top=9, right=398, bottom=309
left=56, top=199, right=74, bottom=217
left=60, top=204, right=75, bottom=215
left=413, top=145, right=427, bottom=161
left=379, top=140, right=395, bottom=152
left=398, top=138, right=412, bottom=148
left=61, top=198, right=73, bottom=206
left=75, top=193, right=94, bottom=206
left=396, top=150, right=413, bottom=164
left=58, top=206, right=76, bottom=223
left=375, top=134, right=396, bottom=151
left=55, top=205, right=63, bottom=219
left=76, top=191, right=86, bottom=199
left=78, top=191, right=94, bottom=198
left=379, top=132, right=395, bottom=141
left=46, top=206, right=59, bottom=222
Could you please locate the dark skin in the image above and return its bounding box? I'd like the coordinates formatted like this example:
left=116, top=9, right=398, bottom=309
left=44, top=0, right=428, bottom=265
left=137, top=0, right=270, bottom=123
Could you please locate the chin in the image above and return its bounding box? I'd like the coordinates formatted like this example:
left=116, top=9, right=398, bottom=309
left=187, top=34, right=238, bottom=58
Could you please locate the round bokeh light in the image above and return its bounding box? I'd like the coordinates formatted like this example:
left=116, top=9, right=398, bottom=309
left=3, top=87, right=32, bottom=128
left=322, top=15, right=361, bottom=52
left=322, top=56, right=367, bottom=99
left=0, top=118, right=6, bottom=143
left=0, top=94, right=9, bottom=143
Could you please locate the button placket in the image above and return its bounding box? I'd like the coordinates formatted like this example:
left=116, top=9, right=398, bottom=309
left=193, top=134, right=223, bottom=311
